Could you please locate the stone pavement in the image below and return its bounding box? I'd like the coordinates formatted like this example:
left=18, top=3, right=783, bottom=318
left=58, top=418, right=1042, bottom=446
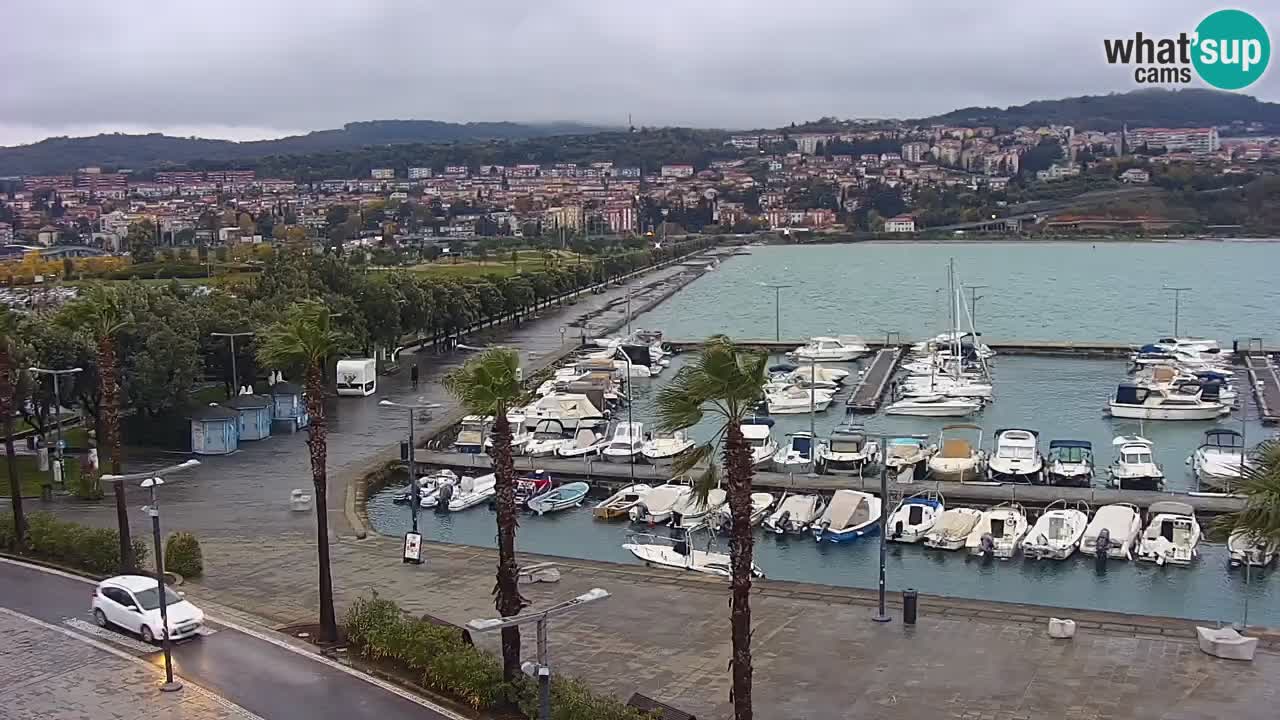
left=188, top=534, right=1280, bottom=720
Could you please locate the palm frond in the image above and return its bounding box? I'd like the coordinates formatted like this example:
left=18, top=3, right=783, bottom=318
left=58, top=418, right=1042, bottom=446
left=256, top=300, right=352, bottom=375
left=443, top=348, right=521, bottom=415
left=1213, top=440, right=1280, bottom=545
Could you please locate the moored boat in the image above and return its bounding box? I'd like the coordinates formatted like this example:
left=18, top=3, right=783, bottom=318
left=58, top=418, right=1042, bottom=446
left=811, top=489, right=881, bottom=543
left=1135, top=501, right=1201, bottom=566
left=762, top=492, right=826, bottom=535
left=986, top=428, right=1043, bottom=484
left=1080, top=503, right=1141, bottom=560
left=628, top=479, right=694, bottom=524
left=923, top=507, right=983, bottom=550
left=927, top=424, right=986, bottom=482
left=1107, top=436, right=1164, bottom=491
left=964, top=503, right=1029, bottom=559
left=592, top=483, right=652, bottom=520
left=527, top=481, right=591, bottom=515
left=1046, top=439, right=1094, bottom=487
left=887, top=492, right=944, bottom=543
left=1021, top=500, right=1089, bottom=560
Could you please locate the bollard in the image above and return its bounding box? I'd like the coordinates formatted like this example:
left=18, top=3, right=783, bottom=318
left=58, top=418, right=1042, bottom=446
left=903, top=589, right=918, bottom=625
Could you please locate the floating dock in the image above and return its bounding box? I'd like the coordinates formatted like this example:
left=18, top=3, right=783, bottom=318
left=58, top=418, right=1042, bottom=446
left=845, top=347, right=904, bottom=412
left=1244, top=352, right=1280, bottom=424
left=409, top=450, right=1244, bottom=515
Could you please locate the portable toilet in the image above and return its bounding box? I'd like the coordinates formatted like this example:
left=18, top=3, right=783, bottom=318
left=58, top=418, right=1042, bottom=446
left=336, top=358, right=377, bottom=397
left=224, top=393, right=273, bottom=441
left=270, top=380, right=309, bottom=433
left=190, top=404, right=240, bottom=455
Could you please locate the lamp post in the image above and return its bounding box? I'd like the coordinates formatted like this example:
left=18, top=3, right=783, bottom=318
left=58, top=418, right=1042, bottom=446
left=1162, top=286, right=1191, bottom=337
left=210, top=332, right=254, bottom=397
left=467, top=588, right=611, bottom=720
left=101, top=459, right=200, bottom=693
left=966, top=285, right=988, bottom=334
left=616, top=351, right=637, bottom=480
left=758, top=282, right=793, bottom=342
left=28, top=366, right=82, bottom=498
left=864, top=432, right=929, bottom=623
left=379, top=399, right=441, bottom=550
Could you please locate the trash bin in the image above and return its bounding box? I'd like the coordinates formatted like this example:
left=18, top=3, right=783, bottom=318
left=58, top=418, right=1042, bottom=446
left=903, top=588, right=918, bottom=625
left=400, top=440, right=410, bottom=461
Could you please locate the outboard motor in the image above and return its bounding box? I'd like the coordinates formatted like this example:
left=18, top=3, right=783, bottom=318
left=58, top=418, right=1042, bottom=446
left=629, top=503, right=648, bottom=523
left=979, top=533, right=996, bottom=559
left=892, top=520, right=904, bottom=539
left=774, top=510, right=791, bottom=535
left=436, top=482, right=454, bottom=511
left=670, top=511, right=683, bottom=528
left=815, top=521, right=831, bottom=542
left=1094, top=528, right=1111, bottom=572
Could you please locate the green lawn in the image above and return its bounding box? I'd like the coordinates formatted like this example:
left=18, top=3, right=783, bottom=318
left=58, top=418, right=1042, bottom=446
left=0, top=455, right=81, bottom=497
left=409, top=250, right=587, bottom=279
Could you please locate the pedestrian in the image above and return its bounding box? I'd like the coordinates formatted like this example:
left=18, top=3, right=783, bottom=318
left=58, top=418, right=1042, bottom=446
left=411, top=362, right=419, bottom=388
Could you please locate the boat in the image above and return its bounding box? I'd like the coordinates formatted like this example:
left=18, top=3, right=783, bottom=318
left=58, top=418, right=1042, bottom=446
left=1080, top=503, right=1142, bottom=560
left=1108, top=383, right=1226, bottom=421
left=524, top=419, right=573, bottom=458
left=883, top=438, right=933, bottom=482
left=1107, top=436, right=1164, bottom=491
left=592, top=484, right=652, bottom=520
left=887, top=492, right=944, bottom=543
left=1228, top=530, right=1278, bottom=568
left=1135, top=501, right=1201, bottom=566
left=772, top=431, right=819, bottom=474
left=1021, top=500, right=1089, bottom=560
left=601, top=422, right=644, bottom=464
left=899, top=373, right=994, bottom=399
left=765, top=384, right=834, bottom=414
left=986, top=429, right=1043, bottom=484
left=403, top=470, right=459, bottom=509
left=514, top=470, right=554, bottom=507
left=884, top=394, right=981, bottom=417
left=453, top=415, right=490, bottom=453
left=1189, top=428, right=1250, bottom=491
left=628, top=479, right=694, bottom=524
left=1155, top=336, right=1220, bottom=354
left=1046, top=440, right=1094, bottom=487
left=556, top=420, right=611, bottom=458
left=446, top=473, right=497, bottom=511
left=622, top=529, right=763, bottom=578
left=715, top=492, right=775, bottom=530
left=523, top=392, right=606, bottom=430
left=927, top=424, right=986, bottom=482
left=812, top=489, right=881, bottom=543
left=641, top=431, right=695, bottom=464
left=922, top=507, right=983, bottom=550
left=964, top=503, right=1029, bottom=559
left=527, top=482, right=591, bottom=515
left=742, top=422, right=780, bottom=468
left=772, top=365, right=850, bottom=389
left=670, top=487, right=728, bottom=529
left=788, top=336, right=870, bottom=362
left=762, top=492, right=827, bottom=535
left=485, top=423, right=533, bottom=455
left=816, top=423, right=880, bottom=475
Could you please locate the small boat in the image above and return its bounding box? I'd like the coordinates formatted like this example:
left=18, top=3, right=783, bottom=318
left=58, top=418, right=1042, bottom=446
left=623, top=530, right=763, bottom=578
left=899, top=374, right=994, bottom=399
left=883, top=437, right=933, bottom=482
left=556, top=420, right=611, bottom=458
left=986, top=429, right=1043, bottom=484
left=1021, top=500, right=1089, bottom=560
left=1135, top=501, right=1201, bottom=566
left=403, top=470, right=459, bottom=508
left=789, top=336, right=870, bottom=362
left=964, top=503, right=1029, bottom=559
left=884, top=394, right=981, bottom=417
left=641, top=430, right=695, bottom=464
left=628, top=479, right=694, bottom=524
left=927, top=424, right=986, bottom=482
left=887, top=492, right=944, bottom=543
left=1228, top=530, right=1278, bottom=568
left=447, top=473, right=497, bottom=511
left=484, top=423, right=533, bottom=455
left=1108, top=383, right=1225, bottom=421
left=1154, top=336, right=1220, bottom=354
left=602, top=422, right=644, bottom=464
left=592, top=484, right=652, bottom=520
left=453, top=415, right=491, bottom=454
left=774, top=365, right=850, bottom=388
left=772, top=431, right=819, bottom=474
left=716, top=492, right=775, bottom=530
left=670, top=487, right=728, bottom=529
left=742, top=422, right=780, bottom=468
left=1080, top=503, right=1142, bottom=560
left=816, top=423, right=880, bottom=475
left=527, top=482, right=591, bottom=515
left=762, top=492, right=826, bottom=535
left=923, top=507, right=983, bottom=551
left=524, top=392, right=606, bottom=431
left=1046, top=440, right=1094, bottom=487
left=1189, top=428, right=1250, bottom=491
left=812, top=489, right=882, bottom=543
left=524, top=419, right=572, bottom=458
left=765, top=385, right=834, bottom=414
left=514, top=470, right=554, bottom=508
left=1107, top=436, right=1164, bottom=491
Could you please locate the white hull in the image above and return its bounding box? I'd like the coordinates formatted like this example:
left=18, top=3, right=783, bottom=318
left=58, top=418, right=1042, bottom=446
left=1080, top=505, right=1141, bottom=559
left=885, top=399, right=980, bottom=417
left=602, top=449, right=640, bottom=463
left=623, top=543, right=761, bottom=578
left=928, top=457, right=984, bottom=482
left=1108, top=403, right=1223, bottom=421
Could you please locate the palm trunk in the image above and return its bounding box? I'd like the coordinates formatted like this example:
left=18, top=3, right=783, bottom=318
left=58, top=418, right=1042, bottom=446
left=304, top=362, right=337, bottom=642
left=489, top=412, right=526, bottom=680
left=99, top=337, right=133, bottom=571
left=724, top=421, right=755, bottom=720
left=0, top=344, right=25, bottom=550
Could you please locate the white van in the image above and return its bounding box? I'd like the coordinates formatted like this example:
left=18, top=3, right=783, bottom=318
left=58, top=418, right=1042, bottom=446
left=336, top=358, right=377, bottom=396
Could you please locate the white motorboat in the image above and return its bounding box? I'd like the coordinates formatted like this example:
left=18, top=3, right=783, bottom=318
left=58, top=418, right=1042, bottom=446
left=927, top=424, right=986, bottom=482
left=885, top=394, right=981, bottom=417
left=922, top=507, right=983, bottom=550
left=912, top=331, right=995, bottom=360
left=986, top=428, right=1043, bottom=484
left=789, top=336, right=870, bottom=362
left=414, top=470, right=460, bottom=509
left=884, top=437, right=934, bottom=482
left=1228, top=530, right=1278, bottom=568
left=592, top=483, right=652, bottom=520
left=770, top=363, right=850, bottom=389
left=742, top=422, right=779, bottom=468
left=887, top=492, right=944, bottom=543
left=1046, top=440, right=1094, bottom=487
left=1080, top=503, right=1142, bottom=560
left=446, top=473, right=496, bottom=511
left=523, top=392, right=606, bottom=430
left=1154, top=336, right=1220, bottom=354
left=453, top=415, right=490, bottom=454
left=527, top=482, right=591, bottom=515
left=1136, top=366, right=1237, bottom=407
left=1021, top=500, right=1089, bottom=560
left=1189, top=429, right=1250, bottom=491
left=641, top=431, right=695, bottom=464
left=524, top=419, right=573, bottom=458
left=816, top=423, right=880, bottom=475
left=762, top=492, right=827, bottom=535
left=899, top=374, right=994, bottom=399
left=556, top=420, right=611, bottom=458
left=1135, top=501, right=1201, bottom=566
left=1108, top=383, right=1225, bottom=421
left=484, top=422, right=533, bottom=455
left=670, top=487, right=728, bottom=528
left=716, top=492, right=775, bottom=530
left=772, top=432, right=819, bottom=474
left=964, top=503, right=1029, bottom=559
left=628, top=479, right=694, bottom=524
left=623, top=530, right=763, bottom=578
left=1107, top=436, right=1164, bottom=491
left=765, top=385, right=834, bottom=414
left=812, top=489, right=881, bottom=543
left=601, top=422, right=644, bottom=464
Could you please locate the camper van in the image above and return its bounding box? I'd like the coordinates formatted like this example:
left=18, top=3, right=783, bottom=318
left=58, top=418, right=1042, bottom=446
left=336, top=358, right=377, bottom=397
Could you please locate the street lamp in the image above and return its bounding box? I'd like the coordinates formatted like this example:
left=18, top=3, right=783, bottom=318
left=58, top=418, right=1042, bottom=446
left=466, top=588, right=611, bottom=720
left=966, top=285, right=988, bottom=334
left=615, top=351, right=637, bottom=480
left=101, top=458, right=200, bottom=692
left=757, top=282, right=793, bottom=341
left=379, top=398, right=441, bottom=561
left=863, top=432, right=930, bottom=623
left=28, top=366, right=82, bottom=498
left=1162, top=286, right=1192, bottom=337
left=210, top=332, right=254, bottom=397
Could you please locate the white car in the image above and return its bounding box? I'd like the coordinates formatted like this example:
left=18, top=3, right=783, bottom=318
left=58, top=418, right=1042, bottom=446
left=91, top=575, right=205, bottom=643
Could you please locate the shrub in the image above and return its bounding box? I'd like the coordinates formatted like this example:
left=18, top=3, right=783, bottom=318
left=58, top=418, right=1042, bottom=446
left=9, top=511, right=146, bottom=574
left=164, top=532, right=203, bottom=577
left=517, top=676, right=658, bottom=720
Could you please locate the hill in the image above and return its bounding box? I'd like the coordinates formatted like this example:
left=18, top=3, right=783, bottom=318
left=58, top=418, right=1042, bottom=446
left=0, top=120, right=609, bottom=176
left=917, top=88, right=1280, bottom=131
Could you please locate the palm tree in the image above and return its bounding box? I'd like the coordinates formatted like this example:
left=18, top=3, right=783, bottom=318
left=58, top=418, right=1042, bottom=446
left=1214, top=440, right=1280, bottom=550
left=655, top=336, right=767, bottom=720
left=0, top=310, right=25, bottom=548
left=443, top=348, right=527, bottom=680
left=257, top=300, right=350, bottom=643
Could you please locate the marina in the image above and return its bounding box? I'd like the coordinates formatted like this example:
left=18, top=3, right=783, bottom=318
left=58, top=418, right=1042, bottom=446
left=844, top=347, right=904, bottom=411
left=1244, top=352, right=1280, bottom=424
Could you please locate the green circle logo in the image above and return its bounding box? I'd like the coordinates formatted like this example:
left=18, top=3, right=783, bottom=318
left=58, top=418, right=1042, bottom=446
left=1192, top=9, right=1270, bottom=90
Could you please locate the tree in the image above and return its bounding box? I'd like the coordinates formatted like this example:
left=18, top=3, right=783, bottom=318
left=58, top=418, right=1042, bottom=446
left=256, top=300, right=351, bottom=643
left=0, top=310, right=26, bottom=548
left=127, top=220, right=157, bottom=263
left=1215, top=441, right=1280, bottom=553
left=442, top=349, right=527, bottom=680
left=655, top=336, right=768, bottom=720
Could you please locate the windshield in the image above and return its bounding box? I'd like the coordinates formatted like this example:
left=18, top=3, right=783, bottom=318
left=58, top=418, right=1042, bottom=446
left=1124, top=451, right=1152, bottom=464
left=831, top=441, right=863, bottom=452
left=133, top=586, right=183, bottom=610
left=998, top=446, right=1035, bottom=459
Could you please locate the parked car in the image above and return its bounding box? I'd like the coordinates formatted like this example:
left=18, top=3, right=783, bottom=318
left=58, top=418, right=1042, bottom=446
left=91, top=575, right=205, bottom=643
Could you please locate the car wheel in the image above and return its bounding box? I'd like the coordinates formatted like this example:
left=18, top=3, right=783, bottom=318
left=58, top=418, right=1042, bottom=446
left=93, top=609, right=109, bottom=628
left=140, top=625, right=155, bottom=644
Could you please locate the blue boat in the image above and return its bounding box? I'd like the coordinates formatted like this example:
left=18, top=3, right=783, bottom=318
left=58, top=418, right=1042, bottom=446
left=812, top=490, right=882, bottom=543
left=527, top=482, right=591, bottom=516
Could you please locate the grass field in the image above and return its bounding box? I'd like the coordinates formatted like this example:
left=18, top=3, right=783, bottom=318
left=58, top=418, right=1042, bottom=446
left=409, top=250, right=589, bottom=279
left=0, top=455, right=82, bottom=497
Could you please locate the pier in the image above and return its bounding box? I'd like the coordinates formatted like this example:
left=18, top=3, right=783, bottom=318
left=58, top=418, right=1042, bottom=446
left=1244, top=352, right=1280, bottom=425
left=844, top=347, right=904, bottom=412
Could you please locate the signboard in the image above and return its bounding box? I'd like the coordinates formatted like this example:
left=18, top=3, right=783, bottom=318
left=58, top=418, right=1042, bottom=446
left=402, top=532, right=423, bottom=564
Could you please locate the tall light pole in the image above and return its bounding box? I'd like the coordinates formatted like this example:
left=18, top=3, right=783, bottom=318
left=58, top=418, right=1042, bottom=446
left=758, top=283, right=793, bottom=341
left=617, top=351, right=637, bottom=480
left=379, top=399, right=441, bottom=546
left=1162, top=286, right=1192, bottom=337
left=101, top=459, right=200, bottom=693
left=29, top=366, right=82, bottom=498
left=211, top=332, right=254, bottom=397
left=966, top=285, right=988, bottom=334
left=864, top=432, right=929, bottom=623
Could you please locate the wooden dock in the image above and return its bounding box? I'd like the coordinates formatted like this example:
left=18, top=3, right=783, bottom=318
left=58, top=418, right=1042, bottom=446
left=409, top=450, right=1245, bottom=515
left=1244, top=353, right=1280, bottom=424
left=845, top=347, right=904, bottom=412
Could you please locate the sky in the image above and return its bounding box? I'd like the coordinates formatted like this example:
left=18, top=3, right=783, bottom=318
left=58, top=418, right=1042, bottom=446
left=3, top=1, right=1278, bottom=147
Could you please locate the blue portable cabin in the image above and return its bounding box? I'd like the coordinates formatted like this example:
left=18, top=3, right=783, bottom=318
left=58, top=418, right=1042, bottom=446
left=190, top=404, right=240, bottom=456
left=224, top=394, right=273, bottom=441
left=270, top=381, right=310, bottom=433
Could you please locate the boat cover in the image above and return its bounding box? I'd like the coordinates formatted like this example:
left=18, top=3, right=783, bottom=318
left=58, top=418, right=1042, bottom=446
left=1148, top=500, right=1195, bottom=517
left=826, top=491, right=872, bottom=530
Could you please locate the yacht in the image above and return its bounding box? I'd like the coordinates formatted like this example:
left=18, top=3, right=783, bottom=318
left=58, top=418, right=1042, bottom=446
left=601, top=422, right=644, bottom=464
left=641, top=431, right=695, bottom=465
left=592, top=484, right=652, bottom=520
left=623, top=529, right=763, bottom=578
left=524, top=419, right=573, bottom=458
left=927, top=424, right=986, bottom=482
left=815, top=423, right=879, bottom=475
left=715, top=492, right=775, bottom=530
left=523, top=392, right=606, bottom=430
left=789, top=336, right=870, bottom=362
left=1108, top=383, right=1226, bottom=421
left=556, top=420, right=611, bottom=458
left=1189, top=428, right=1250, bottom=491
left=899, top=374, right=994, bottom=399
left=986, top=429, right=1043, bottom=484
left=1046, top=440, right=1094, bottom=487
left=922, top=507, right=983, bottom=550
left=812, top=490, right=881, bottom=543
left=763, top=492, right=827, bottom=535
left=628, top=479, right=694, bottom=524
left=670, top=487, right=728, bottom=529
left=964, top=503, right=1029, bottom=559
left=883, top=437, right=934, bottom=482
left=446, top=473, right=497, bottom=511
left=1107, top=436, right=1164, bottom=491
left=772, top=432, right=819, bottom=474
left=887, top=492, right=944, bottom=544
left=1228, top=530, right=1278, bottom=568
left=1021, top=501, right=1089, bottom=560
left=453, top=415, right=490, bottom=454
left=765, top=384, right=834, bottom=414
left=742, top=422, right=780, bottom=468
left=885, top=394, right=981, bottom=417
left=1080, top=503, right=1142, bottom=560
left=1136, top=501, right=1201, bottom=566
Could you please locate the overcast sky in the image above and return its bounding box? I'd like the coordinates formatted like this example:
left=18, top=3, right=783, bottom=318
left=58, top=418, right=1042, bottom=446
left=3, top=1, right=1277, bottom=147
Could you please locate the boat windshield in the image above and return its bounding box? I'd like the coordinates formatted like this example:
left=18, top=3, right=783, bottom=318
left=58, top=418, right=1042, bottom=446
left=1123, top=450, right=1153, bottom=464
left=747, top=437, right=767, bottom=448
left=830, top=440, right=864, bottom=452
left=998, top=445, right=1035, bottom=459
left=533, top=430, right=562, bottom=439
left=1052, top=447, right=1089, bottom=463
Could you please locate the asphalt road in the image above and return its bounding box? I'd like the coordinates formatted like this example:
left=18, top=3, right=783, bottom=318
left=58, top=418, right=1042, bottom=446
left=0, top=560, right=459, bottom=720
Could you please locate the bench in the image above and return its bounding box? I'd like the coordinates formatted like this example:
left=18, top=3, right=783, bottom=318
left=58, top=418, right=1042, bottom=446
left=626, top=693, right=696, bottom=719
left=1196, top=626, right=1257, bottom=661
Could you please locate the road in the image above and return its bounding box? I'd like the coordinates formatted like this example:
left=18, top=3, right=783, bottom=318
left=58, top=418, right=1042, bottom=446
left=0, top=559, right=462, bottom=720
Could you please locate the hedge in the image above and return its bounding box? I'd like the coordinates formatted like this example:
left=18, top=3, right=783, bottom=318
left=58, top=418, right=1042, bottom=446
left=164, top=532, right=203, bottom=578
left=0, top=511, right=147, bottom=575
